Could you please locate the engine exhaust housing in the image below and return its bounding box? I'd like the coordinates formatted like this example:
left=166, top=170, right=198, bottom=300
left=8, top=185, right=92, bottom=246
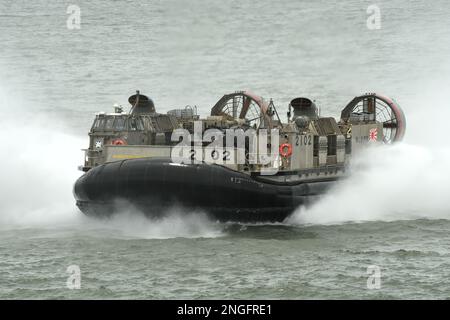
left=290, top=97, right=318, bottom=120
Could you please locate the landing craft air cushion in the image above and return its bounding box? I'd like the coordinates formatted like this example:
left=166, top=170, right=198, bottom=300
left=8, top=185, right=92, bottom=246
left=73, top=91, right=406, bottom=222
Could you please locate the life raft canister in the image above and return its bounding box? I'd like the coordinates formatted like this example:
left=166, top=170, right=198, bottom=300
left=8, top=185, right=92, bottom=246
left=112, top=138, right=127, bottom=146
left=279, top=143, right=292, bottom=158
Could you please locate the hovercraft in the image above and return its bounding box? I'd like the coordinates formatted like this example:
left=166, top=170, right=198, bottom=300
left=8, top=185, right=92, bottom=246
left=73, top=91, right=406, bottom=222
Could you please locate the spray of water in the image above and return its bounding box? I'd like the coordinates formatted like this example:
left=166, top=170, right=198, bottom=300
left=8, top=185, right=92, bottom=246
left=84, top=205, right=224, bottom=239
left=0, top=86, right=223, bottom=238
left=287, top=143, right=450, bottom=225
left=0, top=91, right=85, bottom=227
left=2, top=74, right=449, bottom=232
left=288, top=79, right=450, bottom=225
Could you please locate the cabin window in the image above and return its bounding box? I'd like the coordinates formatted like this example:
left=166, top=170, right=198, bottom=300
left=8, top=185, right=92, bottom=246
left=327, top=135, right=337, bottom=156
left=92, top=118, right=100, bottom=130
left=141, top=117, right=151, bottom=130
left=114, top=117, right=125, bottom=131
left=129, top=118, right=138, bottom=130
left=128, top=118, right=144, bottom=131
left=105, top=117, right=114, bottom=130
left=97, top=118, right=106, bottom=130
left=137, top=119, right=144, bottom=130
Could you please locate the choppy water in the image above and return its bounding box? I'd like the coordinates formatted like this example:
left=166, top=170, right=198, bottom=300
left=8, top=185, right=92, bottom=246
left=1, top=0, right=450, bottom=299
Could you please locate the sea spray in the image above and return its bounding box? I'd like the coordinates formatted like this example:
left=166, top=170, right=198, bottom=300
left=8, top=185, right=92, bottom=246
left=0, top=87, right=224, bottom=238
left=288, top=78, right=450, bottom=225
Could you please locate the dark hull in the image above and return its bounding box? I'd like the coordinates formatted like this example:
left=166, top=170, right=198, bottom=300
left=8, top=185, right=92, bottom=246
left=73, top=157, right=337, bottom=222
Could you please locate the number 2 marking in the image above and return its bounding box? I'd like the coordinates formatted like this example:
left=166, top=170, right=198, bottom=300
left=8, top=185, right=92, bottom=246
left=296, top=135, right=312, bottom=146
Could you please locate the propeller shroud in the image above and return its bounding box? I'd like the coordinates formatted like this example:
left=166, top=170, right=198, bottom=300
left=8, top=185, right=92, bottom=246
left=340, top=93, right=406, bottom=143
left=210, top=91, right=272, bottom=128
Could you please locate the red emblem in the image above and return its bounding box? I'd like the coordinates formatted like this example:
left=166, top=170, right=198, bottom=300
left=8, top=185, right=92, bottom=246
left=369, top=128, right=378, bottom=142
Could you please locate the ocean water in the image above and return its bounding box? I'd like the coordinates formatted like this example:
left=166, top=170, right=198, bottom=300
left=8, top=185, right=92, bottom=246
left=1, top=0, right=450, bottom=299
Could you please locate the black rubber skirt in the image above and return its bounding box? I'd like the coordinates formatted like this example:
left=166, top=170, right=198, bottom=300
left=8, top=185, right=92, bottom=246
left=73, top=157, right=335, bottom=222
